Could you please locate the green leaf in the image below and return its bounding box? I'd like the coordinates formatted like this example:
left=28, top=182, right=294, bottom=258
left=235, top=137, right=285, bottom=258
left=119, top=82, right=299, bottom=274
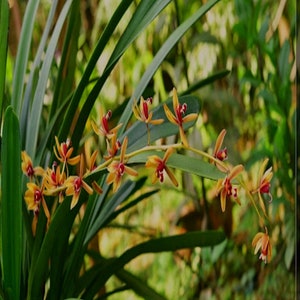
left=66, top=0, right=171, bottom=154
left=20, top=0, right=59, bottom=142
left=57, top=0, right=134, bottom=147
left=0, top=0, right=9, bottom=124
left=107, top=189, right=159, bottom=225
left=27, top=195, right=81, bottom=299
left=84, top=178, right=147, bottom=245
left=25, top=0, right=73, bottom=159
left=116, top=268, right=167, bottom=300
left=1, top=106, right=22, bottom=300
left=49, top=0, right=81, bottom=121
left=180, top=69, right=231, bottom=96
left=11, top=0, right=40, bottom=116
left=278, top=39, right=291, bottom=80
left=81, top=230, right=225, bottom=298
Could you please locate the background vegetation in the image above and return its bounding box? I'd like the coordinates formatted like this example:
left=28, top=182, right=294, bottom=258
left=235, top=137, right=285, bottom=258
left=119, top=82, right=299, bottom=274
left=1, top=0, right=296, bottom=299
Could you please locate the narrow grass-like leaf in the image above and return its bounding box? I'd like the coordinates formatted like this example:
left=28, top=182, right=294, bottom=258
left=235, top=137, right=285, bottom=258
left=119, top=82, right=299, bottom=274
left=11, top=0, right=40, bottom=116
left=27, top=195, right=80, bottom=299
left=1, top=106, right=22, bottom=300
left=116, top=268, right=167, bottom=300
left=107, top=189, right=159, bottom=225
left=20, top=0, right=59, bottom=142
left=180, top=69, right=231, bottom=96
left=84, top=178, right=147, bottom=245
left=62, top=194, right=98, bottom=298
left=62, top=179, right=146, bottom=297
left=25, top=0, right=73, bottom=159
left=118, top=0, right=221, bottom=135
left=81, top=230, right=225, bottom=298
left=57, top=0, right=134, bottom=143
left=49, top=0, right=81, bottom=121
left=68, top=0, right=172, bottom=154
left=105, top=0, right=171, bottom=71
left=0, top=0, right=9, bottom=125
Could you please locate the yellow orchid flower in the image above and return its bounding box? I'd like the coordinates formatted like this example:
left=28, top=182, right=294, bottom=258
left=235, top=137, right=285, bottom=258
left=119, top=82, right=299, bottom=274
left=163, top=88, right=198, bottom=147
left=216, top=164, right=244, bottom=212
left=145, top=147, right=178, bottom=187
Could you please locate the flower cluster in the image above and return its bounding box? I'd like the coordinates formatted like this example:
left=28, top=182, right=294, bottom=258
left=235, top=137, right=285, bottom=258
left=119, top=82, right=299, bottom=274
left=21, top=140, right=100, bottom=234
left=21, top=87, right=274, bottom=263
left=210, top=128, right=274, bottom=263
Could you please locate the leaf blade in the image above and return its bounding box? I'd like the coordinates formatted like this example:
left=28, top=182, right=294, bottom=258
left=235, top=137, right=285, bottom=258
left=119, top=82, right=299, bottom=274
left=1, top=106, right=22, bottom=300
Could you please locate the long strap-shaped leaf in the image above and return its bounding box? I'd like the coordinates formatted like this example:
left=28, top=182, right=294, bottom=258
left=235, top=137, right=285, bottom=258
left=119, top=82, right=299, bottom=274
left=63, top=0, right=171, bottom=154
left=25, top=0, right=73, bottom=159
left=20, top=0, right=59, bottom=146
left=49, top=0, right=81, bottom=121
left=0, top=0, right=9, bottom=125
left=80, top=230, right=226, bottom=298
left=11, top=0, right=40, bottom=116
left=118, top=0, right=221, bottom=135
left=115, top=268, right=167, bottom=300
left=1, top=106, right=22, bottom=300
left=57, top=0, right=134, bottom=143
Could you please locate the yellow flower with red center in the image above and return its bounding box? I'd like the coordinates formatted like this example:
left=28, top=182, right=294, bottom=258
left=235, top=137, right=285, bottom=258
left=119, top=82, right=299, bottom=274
left=252, top=158, right=273, bottom=214
left=211, top=129, right=228, bottom=172
left=65, top=155, right=94, bottom=209
left=84, top=149, right=103, bottom=195
left=21, top=151, right=44, bottom=179
left=104, top=133, right=121, bottom=160
left=133, top=96, right=164, bottom=145
left=92, top=110, right=122, bottom=139
left=106, top=136, right=138, bottom=192
left=44, top=162, right=66, bottom=203
left=145, top=147, right=178, bottom=187
left=252, top=228, right=272, bottom=264
left=216, top=164, right=244, bottom=212
left=24, top=182, right=50, bottom=235
left=163, top=88, right=198, bottom=147
left=53, top=136, right=80, bottom=166
left=133, top=96, right=164, bottom=125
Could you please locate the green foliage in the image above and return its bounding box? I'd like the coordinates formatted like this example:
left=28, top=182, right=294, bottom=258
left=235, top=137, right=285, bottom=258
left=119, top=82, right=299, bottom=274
left=1, top=107, right=22, bottom=300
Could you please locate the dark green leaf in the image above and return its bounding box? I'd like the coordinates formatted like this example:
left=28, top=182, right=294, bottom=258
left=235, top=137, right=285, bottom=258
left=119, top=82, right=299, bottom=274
left=1, top=106, right=22, bottom=300
left=81, top=230, right=225, bottom=298
left=181, top=70, right=230, bottom=96
left=11, top=0, right=40, bottom=116
left=0, top=0, right=9, bottom=125
left=116, top=268, right=167, bottom=300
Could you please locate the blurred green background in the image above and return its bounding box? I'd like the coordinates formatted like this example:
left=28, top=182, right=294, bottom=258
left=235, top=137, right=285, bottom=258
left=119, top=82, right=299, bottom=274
left=6, top=0, right=296, bottom=299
